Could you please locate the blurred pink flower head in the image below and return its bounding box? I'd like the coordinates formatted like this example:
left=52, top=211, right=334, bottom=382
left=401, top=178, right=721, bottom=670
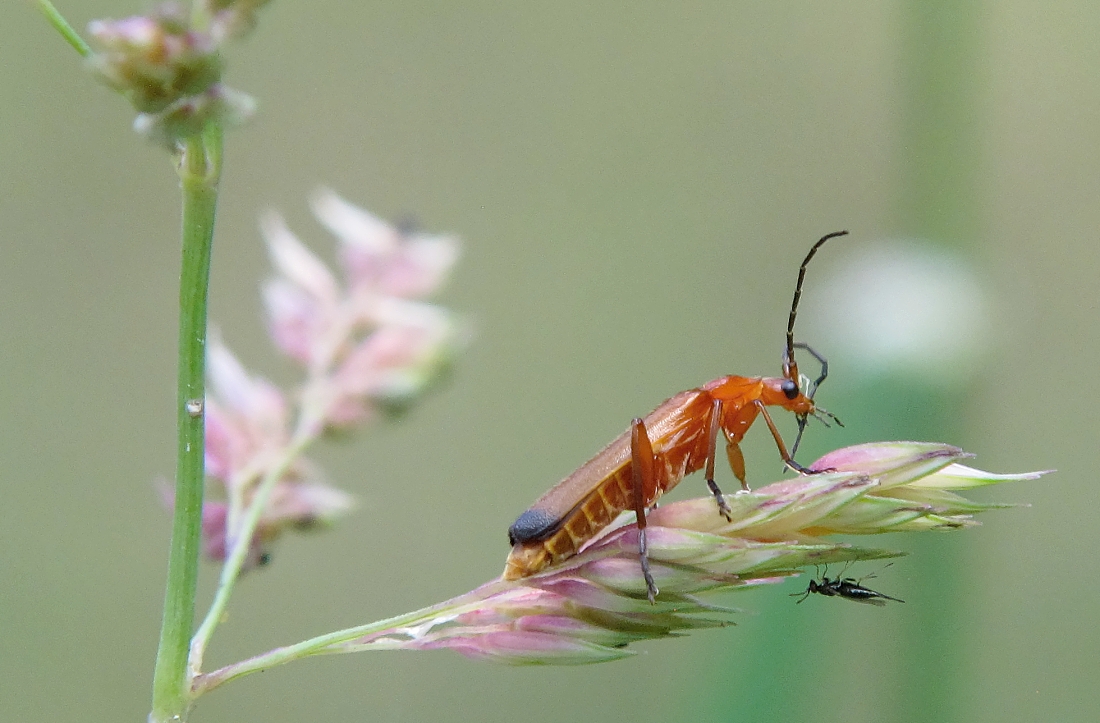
left=166, top=191, right=464, bottom=571
left=87, top=5, right=222, bottom=114
left=260, top=191, right=465, bottom=430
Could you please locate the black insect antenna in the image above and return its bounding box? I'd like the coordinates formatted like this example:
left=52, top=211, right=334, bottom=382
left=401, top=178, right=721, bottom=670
left=784, top=231, right=847, bottom=460
left=784, top=230, right=848, bottom=384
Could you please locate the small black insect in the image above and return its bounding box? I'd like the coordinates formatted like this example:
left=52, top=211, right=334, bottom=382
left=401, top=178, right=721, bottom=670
left=791, top=564, right=904, bottom=606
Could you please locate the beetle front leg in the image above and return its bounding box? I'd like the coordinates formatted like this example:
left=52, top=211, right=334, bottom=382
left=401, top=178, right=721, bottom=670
left=754, top=400, right=816, bottom=475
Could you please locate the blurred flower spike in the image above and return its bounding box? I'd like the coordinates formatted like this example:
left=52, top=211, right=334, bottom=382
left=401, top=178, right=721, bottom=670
left=85, top=1, right=271, bottom=147
left=299, top=442, right=1046, bottom=666
left=187, top=191, right=463, bottom=570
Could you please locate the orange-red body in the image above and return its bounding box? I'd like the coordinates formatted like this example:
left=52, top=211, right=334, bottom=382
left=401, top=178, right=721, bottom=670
left=503, top=374, right=816, bottom=581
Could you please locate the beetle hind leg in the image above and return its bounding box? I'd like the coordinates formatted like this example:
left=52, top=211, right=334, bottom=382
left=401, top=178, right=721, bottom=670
left=630, top=418, right=660, bottom=602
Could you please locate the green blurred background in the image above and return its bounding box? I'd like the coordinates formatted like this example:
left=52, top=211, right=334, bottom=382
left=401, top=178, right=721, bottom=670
left=2, top=2, right=1097, bottom=721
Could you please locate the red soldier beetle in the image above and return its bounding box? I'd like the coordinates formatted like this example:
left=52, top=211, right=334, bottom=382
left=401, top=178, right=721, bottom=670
left=504, top=231, right=847, bottom=601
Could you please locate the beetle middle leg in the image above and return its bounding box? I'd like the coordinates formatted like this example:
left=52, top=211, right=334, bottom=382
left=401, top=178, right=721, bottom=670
left=704, top=398, right=737, bottom=516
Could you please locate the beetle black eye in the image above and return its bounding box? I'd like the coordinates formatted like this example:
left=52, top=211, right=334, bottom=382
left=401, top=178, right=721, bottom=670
left=780, top=379, right=799, bottom=400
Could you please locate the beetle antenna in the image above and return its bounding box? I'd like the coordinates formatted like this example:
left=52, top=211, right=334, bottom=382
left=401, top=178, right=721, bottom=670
left=784, top=231, right=848, bottom=382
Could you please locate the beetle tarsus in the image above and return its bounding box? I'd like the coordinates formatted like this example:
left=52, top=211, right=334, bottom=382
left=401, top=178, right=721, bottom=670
left=706, top=478, right=734, bottom=521
left=785, top=459, right=817, bottom=476
left=639, top=527, right=659, bottom=603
